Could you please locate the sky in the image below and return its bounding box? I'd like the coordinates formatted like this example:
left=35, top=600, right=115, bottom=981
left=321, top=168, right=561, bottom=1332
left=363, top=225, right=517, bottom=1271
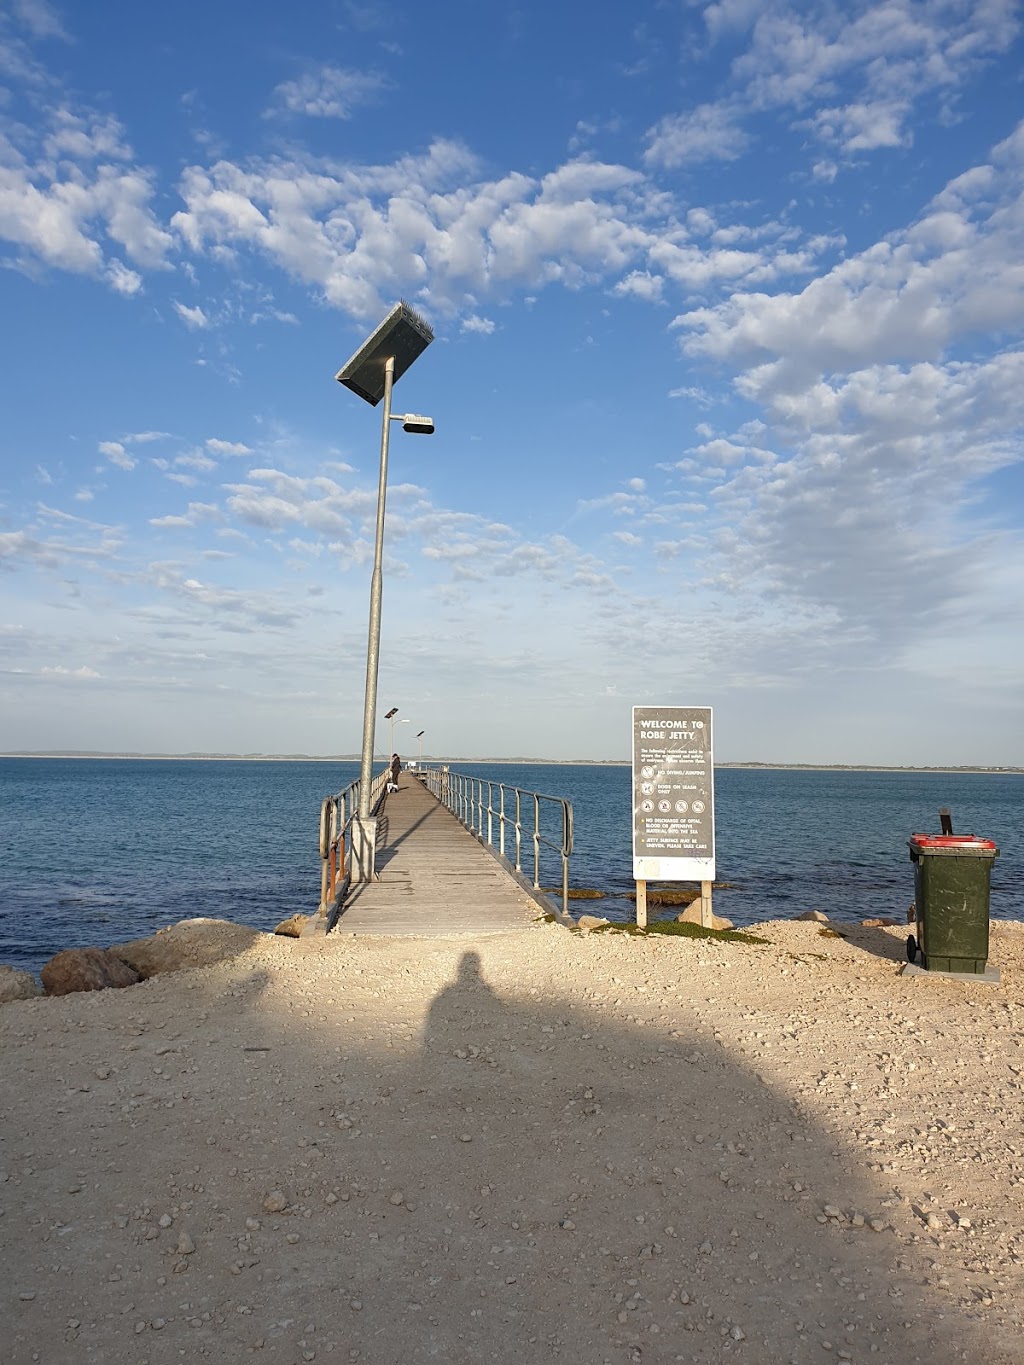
left=1, top=0, right=1023, bottom=766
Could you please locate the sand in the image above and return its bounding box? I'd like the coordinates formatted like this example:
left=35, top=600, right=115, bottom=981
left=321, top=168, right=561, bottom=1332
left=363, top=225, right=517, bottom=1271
left=2, top=917, right=1024, bottom=1364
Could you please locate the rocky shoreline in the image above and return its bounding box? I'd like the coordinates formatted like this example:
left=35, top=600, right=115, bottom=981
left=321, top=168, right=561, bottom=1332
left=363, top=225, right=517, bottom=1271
left=2, top=915, right=1024, bottom=1364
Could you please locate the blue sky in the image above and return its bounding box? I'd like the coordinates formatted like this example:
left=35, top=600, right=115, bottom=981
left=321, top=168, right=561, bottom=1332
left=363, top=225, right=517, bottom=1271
left=1, top=0, right=1022, bottom=764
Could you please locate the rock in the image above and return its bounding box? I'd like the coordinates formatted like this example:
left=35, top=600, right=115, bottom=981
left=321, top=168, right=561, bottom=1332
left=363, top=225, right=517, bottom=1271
left=274, top=914, right=310, bottom=938
left=176, top=1231, right=195, bottom=1255
left=675, top=904, right=734, bottom=931
left=860, top=917, right=899, bottom=928
left=0, top=965, right=42, bottom=1004
left=41, top=948, right=142, bottom=997
left=796, top=910, right=830, bottom=923
left=110, top=919, right=266, bottom=979
left=577, top=915, right=611, bottom=930
left=262, top=1191, right=288, bottom=1213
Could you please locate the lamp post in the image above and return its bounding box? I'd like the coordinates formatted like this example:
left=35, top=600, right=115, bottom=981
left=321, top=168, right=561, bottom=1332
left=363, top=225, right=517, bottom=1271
left=384, top=706, right=398, bottom=755
left=416, top=730, right=425, bottom=763
left=336, top=301, right=435, bottom=881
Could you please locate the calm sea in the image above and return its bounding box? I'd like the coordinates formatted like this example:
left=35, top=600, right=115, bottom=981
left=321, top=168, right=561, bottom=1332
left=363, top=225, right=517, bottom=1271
left=0, top=758, right=1019, bottom=975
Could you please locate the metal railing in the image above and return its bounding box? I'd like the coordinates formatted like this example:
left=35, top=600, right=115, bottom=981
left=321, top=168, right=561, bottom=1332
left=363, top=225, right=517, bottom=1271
left=417, top=767, right=573, bottom=916
left=317, top=765, right=392, bottom=919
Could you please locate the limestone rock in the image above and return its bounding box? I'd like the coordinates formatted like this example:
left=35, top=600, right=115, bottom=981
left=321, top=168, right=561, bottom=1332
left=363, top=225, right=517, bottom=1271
left=41, top=947, right=142, bottom=997
left=274, top=914, right=310, bottom=938
left=796, top=910, right=830, bottom=923
left=860, top=917, right=899, bottom=928
left=0, top=965, right=42, bottom=1004
left=110, top=918, right=266, bottom=979
left=577, top=915, right=611, bottom=930
left=675, top=904, right=734, bottom=931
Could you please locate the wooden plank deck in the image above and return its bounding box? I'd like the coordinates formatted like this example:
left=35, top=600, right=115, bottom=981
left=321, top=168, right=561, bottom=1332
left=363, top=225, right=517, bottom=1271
left=332, top=775, right=548, bottom=936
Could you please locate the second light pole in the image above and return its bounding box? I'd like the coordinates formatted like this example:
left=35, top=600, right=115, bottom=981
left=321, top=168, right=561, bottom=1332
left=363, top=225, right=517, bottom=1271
left=336, top=301, right=435, bottom=881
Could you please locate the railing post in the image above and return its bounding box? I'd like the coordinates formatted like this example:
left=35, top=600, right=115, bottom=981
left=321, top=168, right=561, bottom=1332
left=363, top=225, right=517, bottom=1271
left=514, top=788, right=522, bottom=873
left=499, top=784, right=506, bottom=860
left=533, top=792, right=541, bottom=889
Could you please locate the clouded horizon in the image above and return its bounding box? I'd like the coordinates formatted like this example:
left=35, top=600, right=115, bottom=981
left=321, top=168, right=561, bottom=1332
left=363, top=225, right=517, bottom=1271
left=1, top=0, right=1022, bottom=766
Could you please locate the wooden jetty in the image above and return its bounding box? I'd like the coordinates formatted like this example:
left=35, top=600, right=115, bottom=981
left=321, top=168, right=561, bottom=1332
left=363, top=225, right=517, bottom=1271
left=326, top=774, right=549, bottom=936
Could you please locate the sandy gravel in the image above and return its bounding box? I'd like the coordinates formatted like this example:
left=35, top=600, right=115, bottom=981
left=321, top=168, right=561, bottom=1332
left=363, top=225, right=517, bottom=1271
left=2, top=917, right=1024, bottom=1364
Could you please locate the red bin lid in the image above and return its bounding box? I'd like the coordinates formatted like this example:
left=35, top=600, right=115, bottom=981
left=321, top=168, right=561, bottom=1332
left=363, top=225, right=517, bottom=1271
left=909, top=834, right=997, bottom=850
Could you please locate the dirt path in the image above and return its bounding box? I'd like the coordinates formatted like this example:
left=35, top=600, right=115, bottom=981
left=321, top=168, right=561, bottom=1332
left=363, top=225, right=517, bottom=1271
left=2, top=919, right=1023, bottom=1364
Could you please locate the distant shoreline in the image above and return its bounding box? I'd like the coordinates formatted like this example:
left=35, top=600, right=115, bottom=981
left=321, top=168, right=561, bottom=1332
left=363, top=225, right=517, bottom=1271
left=1, top=753, right=1020, bottom=775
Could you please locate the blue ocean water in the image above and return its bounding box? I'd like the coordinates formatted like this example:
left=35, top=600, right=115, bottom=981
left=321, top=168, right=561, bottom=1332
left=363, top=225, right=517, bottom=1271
left=0, top=758, right=1019, bottom=976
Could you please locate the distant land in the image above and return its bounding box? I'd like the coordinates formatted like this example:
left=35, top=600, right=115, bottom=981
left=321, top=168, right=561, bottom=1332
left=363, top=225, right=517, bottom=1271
left=1, top=752, right=1021, bottom=774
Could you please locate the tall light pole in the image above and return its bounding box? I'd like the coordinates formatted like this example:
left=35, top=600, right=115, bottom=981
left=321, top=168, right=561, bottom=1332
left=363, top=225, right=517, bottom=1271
left=416, top=730, right=425, bottom=764
left=384, top=706, right=398, bottom=755
left=336, top=301, right=435, bottom=881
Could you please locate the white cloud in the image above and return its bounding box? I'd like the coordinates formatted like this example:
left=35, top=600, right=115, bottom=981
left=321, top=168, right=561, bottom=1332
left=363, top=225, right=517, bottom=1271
left=206, top=438, right=253, bottom=456
left=268, top=65, right=389, bottom=119
left=173, top=301, right=210, bottom=329
left=99, top=440, right=135, bottom=470
left=460, top=314, right=495, bottom=334
left=41, top=663, right=100, bottom=678
left=644, top=102, right=749, bottom=167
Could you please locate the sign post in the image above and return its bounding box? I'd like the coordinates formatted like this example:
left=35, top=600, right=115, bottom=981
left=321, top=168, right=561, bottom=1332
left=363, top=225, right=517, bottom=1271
left=631, top=706, right=715, bottom=928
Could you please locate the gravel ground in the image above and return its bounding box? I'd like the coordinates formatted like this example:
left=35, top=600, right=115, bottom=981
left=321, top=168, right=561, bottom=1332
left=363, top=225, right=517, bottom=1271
left=2, top=917, right=1024, bottom=1364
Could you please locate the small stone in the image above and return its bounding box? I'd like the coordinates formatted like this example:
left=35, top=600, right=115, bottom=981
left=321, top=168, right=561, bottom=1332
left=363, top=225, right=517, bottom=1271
left=151, top=1317, right=166, bottom=1330
left=263, top=1191, right=288, bottom=1213
left=869, top=1218, right=886, bottom=1233
left=389, top=1191, right=404, bottom=1207
left=698, top=1241, right=712, bottom=1254
left=458, top=1134, right=472, bottom=1143
left=176, top=1232, right=195, bottom=1255
left=560, top=1218, right=576, bottom=1231
left=286, top=1232, right=300, bottom=1245
left=325, top=1193, right=338, bottom=1205
left=823, top=1205, right=843, bottom=1220
left=19, top=1292, right=36, bottom=1302
left=158, top=1213, right=173, bottom=1228
left=246, top=1217, right=261, bottom=1231
left=730, top=1326, right=745, bottom=1341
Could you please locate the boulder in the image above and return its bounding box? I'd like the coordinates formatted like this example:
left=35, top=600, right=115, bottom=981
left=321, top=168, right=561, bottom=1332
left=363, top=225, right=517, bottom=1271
left=0, top=965, right=42, bottom=1004
left=110, top=918, right=265, bottom=979
left=860, top=917, right=899, bottom=928
left=796, top=910, right=830, bottom=923
left=274, top=914, right=310, bottom=938
left=41, top=947, right=142, bottom=997
left=675, top=903, right=734, bottom=931
left=576, top=914, right=611, bottom=931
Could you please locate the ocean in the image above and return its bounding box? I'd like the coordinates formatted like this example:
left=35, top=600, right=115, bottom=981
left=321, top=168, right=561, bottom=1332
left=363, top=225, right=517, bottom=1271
left=1, top=757, right=1020, bottom=976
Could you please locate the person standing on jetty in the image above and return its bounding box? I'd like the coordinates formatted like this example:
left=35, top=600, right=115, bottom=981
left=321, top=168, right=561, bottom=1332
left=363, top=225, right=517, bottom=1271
left=389, top=752, right=402, bottom=790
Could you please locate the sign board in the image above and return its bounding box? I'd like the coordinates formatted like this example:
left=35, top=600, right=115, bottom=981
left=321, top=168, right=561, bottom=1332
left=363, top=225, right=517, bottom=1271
left=632, top=706, right=715, bottom=881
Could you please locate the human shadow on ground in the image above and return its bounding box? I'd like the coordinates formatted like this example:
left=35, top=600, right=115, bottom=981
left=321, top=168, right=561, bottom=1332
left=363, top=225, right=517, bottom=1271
left=2, top=940, right=1015, bottom=1365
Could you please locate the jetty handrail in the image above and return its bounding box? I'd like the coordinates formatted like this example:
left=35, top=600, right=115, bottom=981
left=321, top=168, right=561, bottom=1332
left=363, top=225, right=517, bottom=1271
left=416, top=767, right=573, bottom=916
left=318, top=765, right=392, bottom=917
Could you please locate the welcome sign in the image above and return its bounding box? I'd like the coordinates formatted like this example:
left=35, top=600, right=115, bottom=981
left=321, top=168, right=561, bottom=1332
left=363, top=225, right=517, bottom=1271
left=632, top=705, right=715, bottom=882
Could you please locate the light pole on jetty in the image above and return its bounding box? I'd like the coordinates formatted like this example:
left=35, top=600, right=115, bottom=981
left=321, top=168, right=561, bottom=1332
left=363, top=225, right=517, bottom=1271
left=417, top=730, right=425, bottom=764
left=336, top=301, right=435, bottom=881
left=385, top=706, right=399, bottom=756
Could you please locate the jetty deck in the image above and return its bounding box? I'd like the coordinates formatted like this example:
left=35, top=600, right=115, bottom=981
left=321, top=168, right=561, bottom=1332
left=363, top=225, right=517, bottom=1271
left=331, top=774, right=547, bottom=936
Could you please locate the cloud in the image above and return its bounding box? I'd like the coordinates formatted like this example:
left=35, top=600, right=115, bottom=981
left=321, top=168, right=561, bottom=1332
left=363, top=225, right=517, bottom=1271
left=268, top=65, right=390, bottom=119
left=41, top=664, right=100, bottom=678
left=644, top=102, right=749, bottom=167
left=460, top=314, right=495, bottom=334
left=206, top=438, right=253, bottom=456
left=173, top=301, right=210, bottom=329
left=149, top=501, right=221, bottom=529
left=99, top=440, right=135, bottom=470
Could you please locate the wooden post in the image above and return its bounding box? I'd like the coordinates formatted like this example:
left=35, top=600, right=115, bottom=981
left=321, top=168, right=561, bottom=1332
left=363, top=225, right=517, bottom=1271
left=636, top=880, right=647, bottom=929
left=700, top=880, right=713, bottom=928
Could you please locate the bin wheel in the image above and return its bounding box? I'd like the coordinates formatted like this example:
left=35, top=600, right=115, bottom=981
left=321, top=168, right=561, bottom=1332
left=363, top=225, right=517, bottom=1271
left=906, top=934, right=918, bottom=964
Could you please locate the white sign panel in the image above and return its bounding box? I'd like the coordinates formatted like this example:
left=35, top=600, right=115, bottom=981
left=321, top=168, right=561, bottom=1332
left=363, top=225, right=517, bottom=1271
left=632, top=705, right=715, bottom=881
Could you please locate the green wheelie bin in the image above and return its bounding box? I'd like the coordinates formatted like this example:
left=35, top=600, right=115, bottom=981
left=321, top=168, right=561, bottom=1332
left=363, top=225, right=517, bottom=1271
left=906, top=834, right=999, bottom=974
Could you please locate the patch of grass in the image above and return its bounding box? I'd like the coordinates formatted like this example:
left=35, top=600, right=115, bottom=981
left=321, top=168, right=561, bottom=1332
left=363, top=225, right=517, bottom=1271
left=592, top=921, right=768, bottom=946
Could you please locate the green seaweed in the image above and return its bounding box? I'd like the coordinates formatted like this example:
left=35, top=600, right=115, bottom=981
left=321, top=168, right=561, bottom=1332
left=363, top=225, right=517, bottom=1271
left=592, top=921, right=768, bottom=946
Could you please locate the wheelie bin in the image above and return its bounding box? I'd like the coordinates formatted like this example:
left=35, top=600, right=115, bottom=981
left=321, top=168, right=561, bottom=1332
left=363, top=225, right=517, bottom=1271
left=906, top=834, right=999, bottom=974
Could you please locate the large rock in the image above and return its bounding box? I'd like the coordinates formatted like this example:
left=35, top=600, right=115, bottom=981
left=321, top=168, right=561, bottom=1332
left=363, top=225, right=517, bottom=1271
left=675, top=903, right=734, bottom=931
left=796, top=910, right=830, bottom=922
left=577, top=914, right=611, bottom=931
left=0, top=965, right=42, bottom=1004
left=274, top=914, right=310, bottom=938
left=41, top=947, right=142, bottom=997
left=110, top=918, right=265, bottom=979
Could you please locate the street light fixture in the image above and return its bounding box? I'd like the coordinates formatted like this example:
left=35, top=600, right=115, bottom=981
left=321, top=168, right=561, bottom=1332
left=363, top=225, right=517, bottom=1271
left=384, top=706, right=399, bottom=755
left=416, top=730, right=425, bottom=763
left=337, top=301, right=435, bottom=881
